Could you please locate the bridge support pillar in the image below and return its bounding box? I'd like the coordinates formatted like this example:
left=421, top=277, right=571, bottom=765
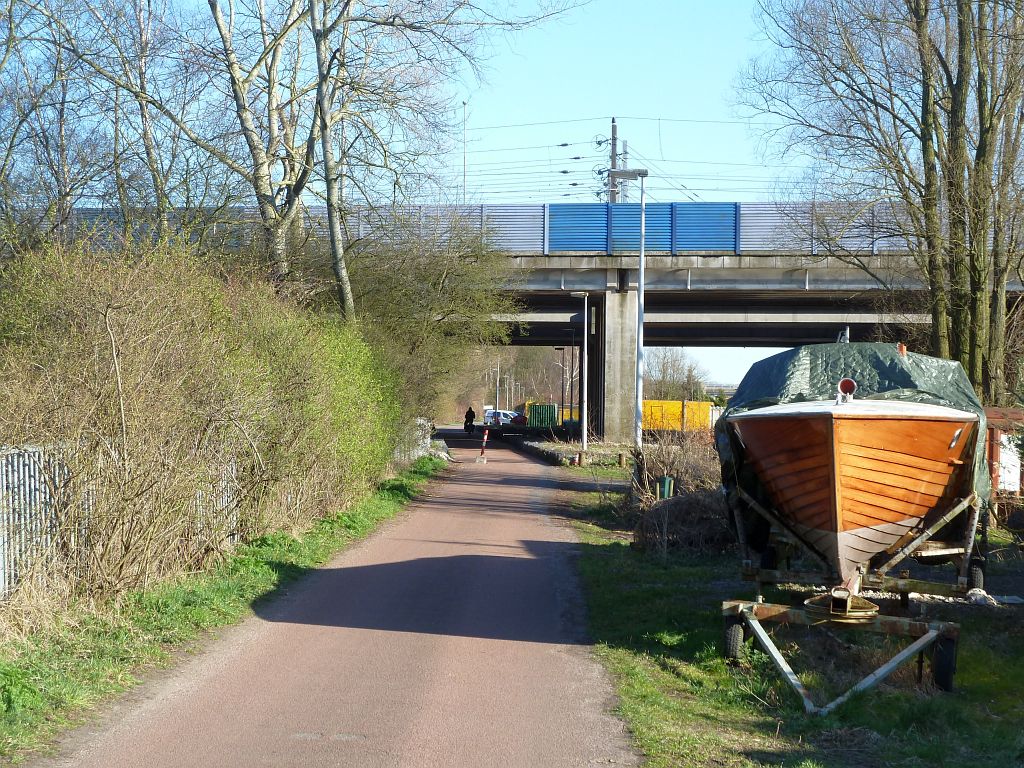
left=600, top=289, right=638, bottom=444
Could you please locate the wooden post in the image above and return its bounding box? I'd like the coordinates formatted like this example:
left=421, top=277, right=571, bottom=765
left=988, top=426, right=1002, bottom=491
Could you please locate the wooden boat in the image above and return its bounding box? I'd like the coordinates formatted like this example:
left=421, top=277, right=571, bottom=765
left=726, top=390, right=979, bottom=584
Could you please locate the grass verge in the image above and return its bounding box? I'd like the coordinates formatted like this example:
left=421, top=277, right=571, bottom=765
left=570, top=489, right=1024, bottom=768
left=0, top=456, right=447, bottom=763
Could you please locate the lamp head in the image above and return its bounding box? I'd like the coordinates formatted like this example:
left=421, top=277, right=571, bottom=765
left=607, top=167, right=648, bottom=181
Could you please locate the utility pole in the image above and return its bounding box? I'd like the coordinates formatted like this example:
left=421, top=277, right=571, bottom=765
left=569, top=329, right=577, bottom=425
left=609, top=118, right=619, bottom=203
left=462, top=101, right=467, bottom=205
left=555, top=347, right=565, bottom=424
left=621, top=141, right=629, bottom=201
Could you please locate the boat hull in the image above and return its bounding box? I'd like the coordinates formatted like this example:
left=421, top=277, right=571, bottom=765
left=727, top=404, right=978, bottom=581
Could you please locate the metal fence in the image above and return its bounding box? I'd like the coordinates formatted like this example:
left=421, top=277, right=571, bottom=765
left=2, top=421, right=435, bottom=598
left=0, top=447, right=241, bottom=599
left=392, top=418, right=434, bottom=466
left=0, top=448, right=62, bottom=597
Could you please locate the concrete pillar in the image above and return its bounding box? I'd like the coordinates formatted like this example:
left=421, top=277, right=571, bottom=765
left=601, top=289, right=638, bottom=444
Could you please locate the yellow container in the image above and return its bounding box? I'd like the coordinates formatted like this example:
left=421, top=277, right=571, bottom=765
left=641, top=400, right=715, bottom=431
left=642, top=400, right=683, bottom=431
left=682, top=400, right=712, bottom=431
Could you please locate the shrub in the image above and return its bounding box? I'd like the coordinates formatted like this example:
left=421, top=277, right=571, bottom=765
left=632, top=431, right=733, bottom=557
left=0, top=243, right=399, bottom=606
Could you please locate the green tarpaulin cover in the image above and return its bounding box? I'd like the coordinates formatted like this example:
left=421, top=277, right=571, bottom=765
left=715, top=342, right=990, bottom=542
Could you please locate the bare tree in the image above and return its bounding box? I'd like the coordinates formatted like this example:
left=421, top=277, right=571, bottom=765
left=349, top=215, right=518, bottom=415
left=0, top=3, right=53, bottom=249
left=645, top=348, right=709, bottom=402
left=308, top=1, right=569, bottom=318
left=744, top=0, right=1024, bottom=402
left=25, top=21, right=112, bottom=241
left=33, top=0, right=570, bottom=300
left=35, top=0, right=318, bottom=280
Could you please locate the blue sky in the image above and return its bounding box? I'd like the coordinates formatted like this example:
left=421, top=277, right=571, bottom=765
left=450, top=1, right=793, bottom=384
left=447, top=0, right=800, bottom=206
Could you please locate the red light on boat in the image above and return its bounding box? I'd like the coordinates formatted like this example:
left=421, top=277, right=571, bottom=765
left=838, top=378, right=858, bottom=396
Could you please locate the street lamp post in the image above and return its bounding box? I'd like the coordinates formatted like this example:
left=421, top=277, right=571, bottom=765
left=462, top=101, right=467, bottom=205
left=554, top=346, right=565, bottom=425
left=569, top=328, right=576, bottom=430
left=494, top=360, right=500, bottom=413
left=570, top=291, right=589, bottom=452
left=608, top=167, right=649, bottom=450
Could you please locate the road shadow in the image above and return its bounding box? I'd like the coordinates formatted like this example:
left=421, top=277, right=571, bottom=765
left=449, top=474, right=626, bottom=496
left=253, top=538, right=587, bottom=645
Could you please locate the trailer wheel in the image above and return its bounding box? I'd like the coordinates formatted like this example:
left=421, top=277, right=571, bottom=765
left=723, top=616, right=745, bottom=660
left=931, top=636, right=958, bottom=692
left=968, top=563, right=985, bottom=591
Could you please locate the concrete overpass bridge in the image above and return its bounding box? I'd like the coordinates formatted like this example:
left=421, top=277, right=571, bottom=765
left=78, top=200, right=1001, bottom=442
left=339, top=199, right=1024, bottom=442
left=361, top=200, right=941, bottom=442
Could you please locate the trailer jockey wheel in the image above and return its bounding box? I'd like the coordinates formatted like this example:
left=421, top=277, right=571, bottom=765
left=931, top=635, right=958, bottom=692
left=723, top=615, right=746, bottom=661
left=968, top=559, right=985, bottom=591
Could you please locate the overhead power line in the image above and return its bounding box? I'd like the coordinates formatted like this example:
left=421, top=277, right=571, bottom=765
left=466, top=155, right=602, bottom=169
left=466, top=114, right=774, bottom=132
left=467, top=117, right=609, bottom=131
left=618, top=115, right=773, bottom=127
left=465, top=141, right=593, bottom=154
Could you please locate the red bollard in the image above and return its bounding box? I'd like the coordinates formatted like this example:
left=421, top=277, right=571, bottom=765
left=476, top=428, right=489, bottom=463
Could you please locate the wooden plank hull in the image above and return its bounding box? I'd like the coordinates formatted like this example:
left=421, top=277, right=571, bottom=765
left=728, top=402, right=978, bottom=581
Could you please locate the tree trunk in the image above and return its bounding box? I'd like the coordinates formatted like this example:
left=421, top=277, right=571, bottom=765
left=967, top=0, right=994, bottom=392
left=989, top=246, right=1008, bottom=403
left=209, top=0, right=290, bottom=282
left=987, top=1, right=1024, bottom=404
left=944, top=0, right=974, bottom=370
left=264, top=216, right=288, bottom=285
left=110, top=87, right=133, bottom=236
left=310, top=0, right=356, bottom=320
left=912, top=0, right=950, bottom=358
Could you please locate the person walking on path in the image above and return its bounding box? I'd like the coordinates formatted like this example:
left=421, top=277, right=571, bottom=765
left=464, top=406, right=476, bottom=435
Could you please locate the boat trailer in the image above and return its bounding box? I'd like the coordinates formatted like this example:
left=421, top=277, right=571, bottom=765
left=722, top=597, right=960, bottom=715
left=721, top=488, right=981, bottom=711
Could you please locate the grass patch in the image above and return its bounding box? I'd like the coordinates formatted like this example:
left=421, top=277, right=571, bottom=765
left=570, top=464, right=632, bottom=482
left=572, top=490, right=1024, bottom=768
left=0, top=456, right=446, bottom=763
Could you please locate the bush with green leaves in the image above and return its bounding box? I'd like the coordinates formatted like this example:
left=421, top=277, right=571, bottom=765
left=0, top=242, right=399, bottom=606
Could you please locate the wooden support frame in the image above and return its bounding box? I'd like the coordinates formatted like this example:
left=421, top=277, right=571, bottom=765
left=722, top=600, right=959, bottom=715
left=876, top=494, right=977, bottom=575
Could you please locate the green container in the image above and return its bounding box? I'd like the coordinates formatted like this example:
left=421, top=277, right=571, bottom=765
left=527, top=403, right=558, bottom=427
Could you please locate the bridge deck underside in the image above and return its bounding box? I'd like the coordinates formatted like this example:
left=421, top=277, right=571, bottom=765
left=506, top=291, right=921, bottom=347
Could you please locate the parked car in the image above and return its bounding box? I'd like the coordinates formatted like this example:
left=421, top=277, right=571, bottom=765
left=483, top=409, right=520, bottom=427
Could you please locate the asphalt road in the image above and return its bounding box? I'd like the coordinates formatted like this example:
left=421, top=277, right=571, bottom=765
left=32, top=429, right=639, bottom=768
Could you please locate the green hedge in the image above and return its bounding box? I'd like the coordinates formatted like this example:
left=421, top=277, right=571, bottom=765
left=0, top=243, right=401, bottom=601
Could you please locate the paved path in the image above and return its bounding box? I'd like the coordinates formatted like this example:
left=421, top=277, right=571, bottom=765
left=32, top=430, right=639, bottom=768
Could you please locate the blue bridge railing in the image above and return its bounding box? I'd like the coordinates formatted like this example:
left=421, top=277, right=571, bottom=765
left=71, top=201, right=910, bottom=256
